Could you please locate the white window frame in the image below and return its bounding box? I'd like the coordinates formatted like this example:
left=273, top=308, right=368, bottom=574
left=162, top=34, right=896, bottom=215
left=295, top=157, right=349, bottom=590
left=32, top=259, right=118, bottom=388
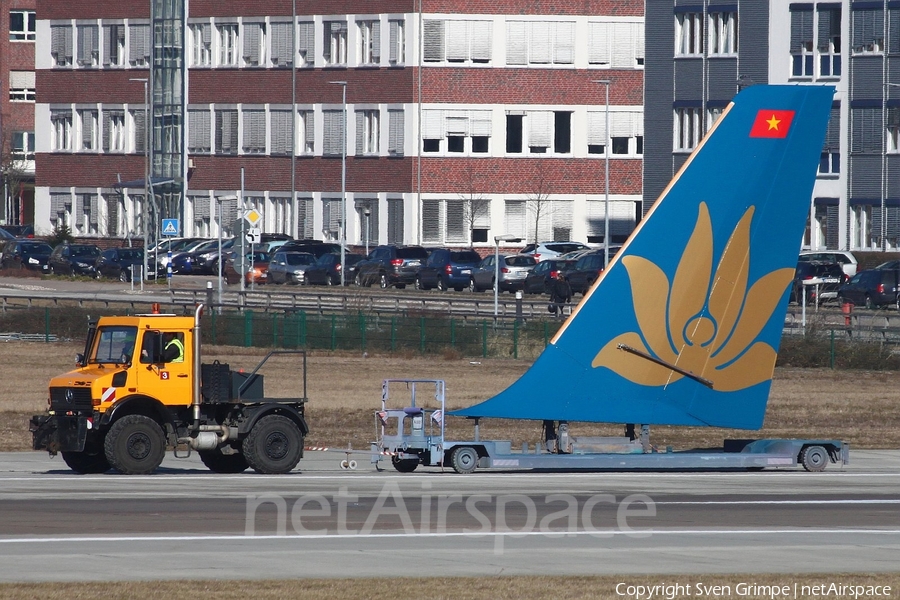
left=52, top=111, right=73, bottom=151
left=11, top=131, right=35, bottom=160
left=388, top=19, right=405, bottom=65
left=299, top=110, right=315, bottom=154
left=507, top=21, right=573, bottom=66
left=325, top=21, right=348, bottom=66
left=675, top=13, right=702, bottom=56
left=674, top=107, right=702, bottom=151
left=78, top=109, right=99, bottom=152
left=358, top=20, right=380, bottom=65
left=852, top=9, right=884, bottom=55
left=851, top=205, right=873, bottom=249
left=9, top=71, right=35, bottom=102
left=708, top=12, right=737, bottom=55
left=242, top=21, right=267, bottom=67
left=425, top=19, right=492, bottom=65
left=888, top=124, right=900, bottom=154
left=109, top=112, right=126, bottom=152
left=9, top=10, right=36, bottom=41
left=76, top=24, right=100, bottom=67
left=358, top=109, right=380, bottom=155
left=217, top=23, right=239, bottom=66
left=189, top=23, right=212, bottom=67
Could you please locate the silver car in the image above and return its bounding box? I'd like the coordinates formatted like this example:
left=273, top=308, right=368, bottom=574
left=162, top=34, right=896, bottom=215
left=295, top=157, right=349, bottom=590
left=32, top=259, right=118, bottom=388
left=469, top=254, right=537, bottom=292
left=268, top=251, right=317, bottom=284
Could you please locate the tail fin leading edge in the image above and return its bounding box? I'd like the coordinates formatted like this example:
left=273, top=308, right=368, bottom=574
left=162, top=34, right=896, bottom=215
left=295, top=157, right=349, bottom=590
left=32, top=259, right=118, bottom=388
left=451, top=85, right=834, bottom=430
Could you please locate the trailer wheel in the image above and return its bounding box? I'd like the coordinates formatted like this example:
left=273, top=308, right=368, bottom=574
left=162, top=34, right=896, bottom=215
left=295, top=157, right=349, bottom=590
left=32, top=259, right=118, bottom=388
left=391, top=456, right=419, bottom=473
left=450, top=446, right=479, bottom=474
left=242, top=415, right=303, bottom=474
left=62, top=450, right=111, bottom=474
left=104, top=415, right=166, bottom=475
left=199, top=450, right=249, bottom=474
left=799, top=445, right=829, bottom=472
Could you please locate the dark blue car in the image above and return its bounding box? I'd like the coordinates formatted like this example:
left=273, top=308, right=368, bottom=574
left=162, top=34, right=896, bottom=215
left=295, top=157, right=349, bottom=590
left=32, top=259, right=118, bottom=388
left=415, top=249, right=482, bottom=291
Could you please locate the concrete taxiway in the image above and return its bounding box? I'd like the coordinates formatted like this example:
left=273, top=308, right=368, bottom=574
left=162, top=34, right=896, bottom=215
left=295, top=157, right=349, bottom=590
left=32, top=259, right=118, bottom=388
left=0, top=450, right=898, bottom=582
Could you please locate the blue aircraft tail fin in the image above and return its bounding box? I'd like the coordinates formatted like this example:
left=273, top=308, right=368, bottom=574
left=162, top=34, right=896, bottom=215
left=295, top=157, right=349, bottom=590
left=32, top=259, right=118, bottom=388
left=451, top=85, right=834, bottom=429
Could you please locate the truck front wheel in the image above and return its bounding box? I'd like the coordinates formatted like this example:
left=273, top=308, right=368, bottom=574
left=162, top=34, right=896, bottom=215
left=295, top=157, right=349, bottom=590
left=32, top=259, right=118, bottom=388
left=242, top=415, right=303, bottom=474
left=199, top=450, right=249, bottom=474
left=62, top=450, right=111, bottom=474
left=450, top=446, right=479, bottom=474
left=104, top=415, right=167, bottom=475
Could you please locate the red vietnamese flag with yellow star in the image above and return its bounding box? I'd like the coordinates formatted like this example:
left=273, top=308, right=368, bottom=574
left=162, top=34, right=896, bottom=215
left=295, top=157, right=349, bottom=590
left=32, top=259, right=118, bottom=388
left=749, top=109, right=795, bottom=138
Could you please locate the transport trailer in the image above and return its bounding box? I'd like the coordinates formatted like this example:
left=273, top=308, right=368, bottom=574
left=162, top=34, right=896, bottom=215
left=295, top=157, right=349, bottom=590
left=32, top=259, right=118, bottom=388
left=372, top=380, right=849, bottom=474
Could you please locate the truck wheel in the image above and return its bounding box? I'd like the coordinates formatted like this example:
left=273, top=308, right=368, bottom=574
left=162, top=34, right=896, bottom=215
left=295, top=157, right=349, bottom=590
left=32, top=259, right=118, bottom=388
left=242, top=415, right=303, bottom=474
left=199, top=450, right=249, bottom=474
left=104, top=415, right=166, bottom=475
left=799, top=445, right=829, bottom=472
left=392, top=456, right=419, bottom=473
left=62, top=450, right=111, bottom=474
left=450, top=446, right=479, bottom=474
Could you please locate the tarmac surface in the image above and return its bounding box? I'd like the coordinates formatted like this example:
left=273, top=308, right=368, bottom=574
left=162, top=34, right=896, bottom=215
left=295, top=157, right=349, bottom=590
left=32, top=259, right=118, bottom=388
left=0, top=450, right=898, bottom=582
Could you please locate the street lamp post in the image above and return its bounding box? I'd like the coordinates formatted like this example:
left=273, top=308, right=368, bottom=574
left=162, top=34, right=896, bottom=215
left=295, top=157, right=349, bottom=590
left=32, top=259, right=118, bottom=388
left=594, top=80, right=612, bottom=267
left=364, top=206, right=371, bottom=255
left=215, top=195, right=236, bottom=311
left=493, top=234, right=521, bottom=317
left=329, top=80, right=348, bottom=285
left=130, top=77, right=149, bottom=282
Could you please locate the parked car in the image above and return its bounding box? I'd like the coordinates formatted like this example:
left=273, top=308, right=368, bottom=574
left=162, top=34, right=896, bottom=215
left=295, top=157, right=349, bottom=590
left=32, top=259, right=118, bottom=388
left=523, top=258, right=575, bottom=295
left=415, top=249, right=482, bottom=291
left=521, top=241, right=589, bottom=262
left=355, top=245, right=430, bottom=289
left=305, top=253, right=364, bottom=285
left=278, top=241, right=343, bottom=259
left=469, top=254, right=536, bottom=292
left=790, top=261, right=847, bottom=305
left=0, top=240, right=53, bottom=271
left=190, top=238, right=235, bottom=275
left=267, top=251, right=317, bottom=284
left=799, top=250, right=858, bottom=278
left=0, top=226, right=15, bottom=249
left=0, top=224, right=34, bottom=238
left=168, top=239, right=221, bottom=274
left=94, top=247, right=147, bottom=282
left=565, top=250, right=612, bottom=296
left=837, top=268, right=900, bottom=309
left=154, top=237, right=208, bottom=272
left=224, top=250, right=271, bottom=285
left=48, top=243, right=101, bottom=276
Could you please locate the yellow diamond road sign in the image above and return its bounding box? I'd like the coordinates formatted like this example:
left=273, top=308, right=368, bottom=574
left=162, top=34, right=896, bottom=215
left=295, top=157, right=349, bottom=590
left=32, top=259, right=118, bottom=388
left=244, top=208, right=262, bottom=225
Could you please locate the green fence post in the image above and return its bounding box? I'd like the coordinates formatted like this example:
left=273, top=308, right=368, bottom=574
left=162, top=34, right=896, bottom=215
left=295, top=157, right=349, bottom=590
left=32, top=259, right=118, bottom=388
left=244, top=310, right=253, bottom=347
left=513, top=320, right=519, bottom=359
left=391, top=316, right=397, bottom=352
left=272, top=313, right=278, bottom=347
left=830, top=328, right=836, bottom=369
left=420, top=317, right=426, bottom=354
left=482, top=320, right=488, bottom=358
left=331, top=314, right=337, bottom=350
left=44, top=307, right=50, bottom=342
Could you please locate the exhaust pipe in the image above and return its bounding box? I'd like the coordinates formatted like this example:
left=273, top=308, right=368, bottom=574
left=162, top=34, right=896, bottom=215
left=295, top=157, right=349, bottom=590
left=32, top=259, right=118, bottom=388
left=177, top=425, right=229, bottom=451
left=192, top=303, right=203, bottom=426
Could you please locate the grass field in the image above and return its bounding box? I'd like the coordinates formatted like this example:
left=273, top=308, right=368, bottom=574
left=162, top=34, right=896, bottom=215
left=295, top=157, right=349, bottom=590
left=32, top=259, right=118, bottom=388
left=3, top=341, right=900, bottom=452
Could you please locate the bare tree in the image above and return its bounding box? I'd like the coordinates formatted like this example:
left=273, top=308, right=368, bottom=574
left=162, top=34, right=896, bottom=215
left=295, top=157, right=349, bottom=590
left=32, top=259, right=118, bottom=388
left=456, top=162, right=490, bottom=247
left=0, top=115, right=29, bottom=228
left=525, top=161, right=555, bottom=243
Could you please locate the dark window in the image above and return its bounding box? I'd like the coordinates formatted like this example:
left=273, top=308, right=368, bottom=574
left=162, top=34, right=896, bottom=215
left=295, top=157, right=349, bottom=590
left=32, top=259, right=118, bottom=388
left=472, top=136, right=489, bottom=153
left=612, top=137, right=629, bottom=154
left=471, top=228, right=488, bottom=242
left=554, top=111, right=572, bottom=153
left=506, top=114, right=523, bottom=153
left=423, top=138, right=440, bottom=152
left=447, top=135, right=464, bottom=152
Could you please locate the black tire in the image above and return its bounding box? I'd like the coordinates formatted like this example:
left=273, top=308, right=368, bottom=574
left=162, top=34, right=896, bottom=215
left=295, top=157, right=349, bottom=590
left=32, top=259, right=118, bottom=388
left=199, top=450, right=249, bottom=474
left=326, top=275, right=334, bottom=286
left=355, top=272, right=368, bottom=287
left=391, top=456, right=419, bottom=473
left=62, top=450, right=111, bottom=474
left=437, top=277, right=448, bottom=292
left=469, top=279, right=480, bottom=293
left=242, top=414, right=304, bottom=474
left=865, top=295, right=874, bottom=309
left=118, top=269, right=130, bottom=283
left=799, top=445, right=829, bottom=472
left=450, top=446, right=479, bottom=474
left=379, top=273, right=390, bottom=289
left=104, top=415, right=167, bottom=475
left=415, top=276, right=424, bottom=290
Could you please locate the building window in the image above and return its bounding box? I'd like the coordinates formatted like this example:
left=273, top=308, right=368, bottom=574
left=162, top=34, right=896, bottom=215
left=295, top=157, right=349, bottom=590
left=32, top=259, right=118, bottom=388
left=507, top=21, right=573, bottom=65
left=189, top=23, right=212, bottom=67
left=242, top=109, right=266, bottom=154
left=11, top=131, right=35, bottom=160
left=389, top=20, right=405, bottom=65
left=518, top=111, right=570, bottom=154
left=103, top=110, right=126, bottom=152
left=424, top=20, right=492, bottom=64
left=588, top=21, right=644, bottom=68
left=215, top=109, right=238, bottom=154
left=708, top=12, right=737, bottom=55
left=217, top=23, right=239, bottom=66
left=820, top=105, right=841, bottom=175
left=851, top=107, right=881, bottom=154
left=51, top=25, right=73, bottom=66
left=51, top=110, right=72, bottom=151
left=9, top=71, right=35, bottom=102
left=818, top=6, right=841, bottom=77
left=242, top=22, right=266, bottom=67
left=102, top=24, right=126, bottom=67
left=187, top=109, right=210, bottom=153
left=129, top=24, right=150, bottom=67
left=851, top=205, right=873, bottom=249
left=356, top=110, right=380, bottom=155
left=422, top=109, right=492, bottom=155
left=270, top=21, right=292, bottom=67
left=675, top=12, right=702, bottom=56
left=322, top=198, right=342, bottom=241
left=852, top=8, right=884, bottom=54
left=588, top=110, right=642, bottom=156
left=298, top=22, right=315, bottom=67
left=324, top=21, right=348, bottom=65
left=299, top=110, right=314, bottom=154
left=78, top=109, right=99, bottom=151
left=269, top=110, right=291, bottom=155
left=10, top=10, right=35, bottom=41
left=422, top=199, right=468, bottom=244
left=707, top=107, right=725, bottom=133
left=358, top=20, right=380, bottom=65
left=77, top=24, right=99, bottom=67
left=674, top=107, right=702, bottom=151
left=388, top=109, right=404, bottom=155
left=323, top=110, right=345, bottom=156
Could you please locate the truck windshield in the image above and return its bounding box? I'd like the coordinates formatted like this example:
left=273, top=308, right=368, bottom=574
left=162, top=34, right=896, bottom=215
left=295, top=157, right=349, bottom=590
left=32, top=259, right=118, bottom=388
left=92, top=326, right=138, bottom=365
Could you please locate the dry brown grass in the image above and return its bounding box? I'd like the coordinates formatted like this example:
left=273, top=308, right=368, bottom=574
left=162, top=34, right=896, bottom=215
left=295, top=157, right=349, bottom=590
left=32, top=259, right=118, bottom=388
left=3, top=342, right=899, bottom=451
left=0, top=574, right=896, bottom=600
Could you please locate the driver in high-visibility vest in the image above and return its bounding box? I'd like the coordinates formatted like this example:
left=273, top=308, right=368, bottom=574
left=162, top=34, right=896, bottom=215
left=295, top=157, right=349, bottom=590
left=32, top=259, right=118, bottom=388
left=162, top=332, right=184, bottom=363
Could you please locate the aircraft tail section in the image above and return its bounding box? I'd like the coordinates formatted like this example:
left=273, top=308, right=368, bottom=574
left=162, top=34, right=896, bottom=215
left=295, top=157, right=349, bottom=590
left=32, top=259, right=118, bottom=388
left=451, top=85, right=834, bottom=429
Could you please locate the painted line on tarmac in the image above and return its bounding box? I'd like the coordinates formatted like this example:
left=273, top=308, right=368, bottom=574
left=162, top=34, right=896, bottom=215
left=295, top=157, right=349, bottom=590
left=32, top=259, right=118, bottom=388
left=655, top=499, right=900, bottom=505
left=0, top=528, right=899, bottom=545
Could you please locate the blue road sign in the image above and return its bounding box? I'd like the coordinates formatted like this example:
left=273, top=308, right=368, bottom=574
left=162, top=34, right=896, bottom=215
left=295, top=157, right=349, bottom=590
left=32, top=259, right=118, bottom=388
left=161, top=218, right=179, bottom=236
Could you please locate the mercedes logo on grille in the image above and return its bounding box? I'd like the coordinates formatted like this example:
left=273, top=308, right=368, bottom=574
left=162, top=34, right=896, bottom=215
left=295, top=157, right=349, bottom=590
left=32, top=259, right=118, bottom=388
left=64, top=389, right=74, bottom=404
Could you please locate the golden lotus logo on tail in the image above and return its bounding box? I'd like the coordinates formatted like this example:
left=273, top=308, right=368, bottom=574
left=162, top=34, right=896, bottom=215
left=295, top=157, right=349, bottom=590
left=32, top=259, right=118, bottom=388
left=592, top=203, right=794, bottom=392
